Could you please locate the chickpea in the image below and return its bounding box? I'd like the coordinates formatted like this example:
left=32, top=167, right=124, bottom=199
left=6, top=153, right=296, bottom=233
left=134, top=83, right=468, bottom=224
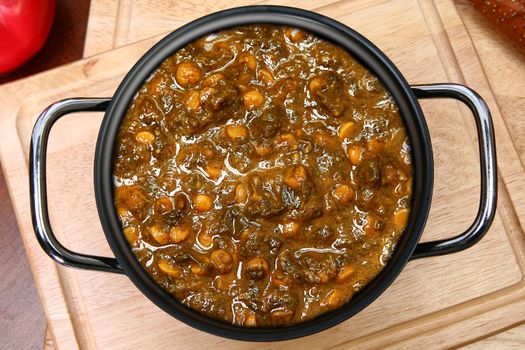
left=235, top=183, right=249, bottom=204
left=197, top=229, right=213, bottom=249
left=393, top=208, right=410, bottom=231
left=308, top=76, right=327, bottom=93
left=175, top=61, right=202, bottom=87
left=259, top=68, right=274, bottom=84
left=170, top=225, right=191, bottom=243
left=281, top=220, right=301, bottom=239
left=202, top=73, right=224, bottom=87
left=135, top=131, right=155, bottom=145
left=123, top=186, right=148, bottom=212
left=245, top=257, right=269, bottom=279
left=205, top=164, right=222, bottom=180
left=284, top=165, right=307, bottom=190
left=193, top=194, right=213, bottom=212
left=333, top=184, right=355, bottom=205
left=190, top=263, right=206, bottom=276
left=239, top=52, right=256, bottom=70
left=322, top=289, right=344, bottom=308
left=336, top=265, right=355, bottom=282
left=270, top=309, right=294, bottom=323
left=210, top=249, right=233, bottom=274
left=363, top=215, right=385, bottom=237
left=116, top=185, right=148, bottom=212
left=347, top=144, right=363, bottom=165
left=150, top=225, right=169, bottom=245
left=123, top=226, right=139, bottom=245
left=338, top=121, right=356, bottom=141
left=244, top=313, right=257, bottom=327
left=226, top=125, right=248, bottom=141
left=285, top=28, right=306, bottom=42
left=184, top=90, right=200, bottom=111
left=367, top=138, right=385, bottom=153
left=154, top=197, right=173, bottom=215
left=158, top=259, right=181, bottom=277
left=243, top=90, right=264, bottom=109
left=117, top=207, right=132, bottom=223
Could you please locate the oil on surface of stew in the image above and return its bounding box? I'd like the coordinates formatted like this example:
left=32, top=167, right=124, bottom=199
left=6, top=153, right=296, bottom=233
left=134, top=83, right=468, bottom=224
left=114, top=25, right=412, bottom=327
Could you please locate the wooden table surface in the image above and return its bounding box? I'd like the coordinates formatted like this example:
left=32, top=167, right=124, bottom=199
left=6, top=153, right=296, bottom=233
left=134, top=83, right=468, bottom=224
left=0, top=1, right=523, bottom=348
left=0, top=1, right=90, bottom=349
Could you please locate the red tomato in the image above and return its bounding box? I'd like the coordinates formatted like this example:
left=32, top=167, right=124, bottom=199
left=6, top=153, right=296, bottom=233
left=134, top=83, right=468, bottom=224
left=0, top=0, right=56, bottom=73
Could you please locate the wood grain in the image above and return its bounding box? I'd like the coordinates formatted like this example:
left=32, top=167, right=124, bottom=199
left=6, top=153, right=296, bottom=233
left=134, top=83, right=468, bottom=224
left=462, top=323, right=525, bottom=349
left=453, top=1, right=525, bottom=346
left=455, top=0, right=525, bottom=188
left=0, top=167, right=46, bottom=350
left=2, top=0, right=525, bottom=349
left=44, top=327, right=55, bottom=350
left=0, top=1, right=90, bottom=349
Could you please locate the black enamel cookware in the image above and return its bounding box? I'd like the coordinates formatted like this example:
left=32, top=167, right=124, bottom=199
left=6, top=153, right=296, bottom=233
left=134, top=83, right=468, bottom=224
left=30, top=6, right=497, bottom=341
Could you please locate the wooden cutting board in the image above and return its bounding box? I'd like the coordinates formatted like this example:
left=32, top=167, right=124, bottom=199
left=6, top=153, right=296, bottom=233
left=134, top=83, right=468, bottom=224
left=451, top=1, right=525, bottom=346
left=2, top=0, right=525, bottom=349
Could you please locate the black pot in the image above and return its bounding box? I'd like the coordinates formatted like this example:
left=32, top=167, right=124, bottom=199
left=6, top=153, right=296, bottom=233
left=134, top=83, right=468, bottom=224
left=30, top=6, right=497, bottom=342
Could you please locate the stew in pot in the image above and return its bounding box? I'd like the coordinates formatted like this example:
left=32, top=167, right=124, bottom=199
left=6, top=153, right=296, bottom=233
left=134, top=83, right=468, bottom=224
left=113, top=25, right=413, bottom=327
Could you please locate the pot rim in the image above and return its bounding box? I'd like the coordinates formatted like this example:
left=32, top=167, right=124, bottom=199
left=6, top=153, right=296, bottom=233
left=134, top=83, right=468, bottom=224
left=94, top=5, right=433, bottom=341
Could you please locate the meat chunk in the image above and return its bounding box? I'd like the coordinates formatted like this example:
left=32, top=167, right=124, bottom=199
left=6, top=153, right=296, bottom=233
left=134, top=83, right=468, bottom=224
left=309, top=72, right=349, bottom=117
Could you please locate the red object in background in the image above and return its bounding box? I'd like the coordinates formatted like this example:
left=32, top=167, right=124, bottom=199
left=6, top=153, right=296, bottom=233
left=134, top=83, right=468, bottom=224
left=0, top=0, right=56, bottom=73
left=471, top=0, right=525, bottom=55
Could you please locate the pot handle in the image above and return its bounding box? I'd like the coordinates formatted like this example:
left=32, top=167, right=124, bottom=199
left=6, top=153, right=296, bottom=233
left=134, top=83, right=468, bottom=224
left=30, top=98, right=124, bottom=274
left=410, top=84, right=497, bottom=259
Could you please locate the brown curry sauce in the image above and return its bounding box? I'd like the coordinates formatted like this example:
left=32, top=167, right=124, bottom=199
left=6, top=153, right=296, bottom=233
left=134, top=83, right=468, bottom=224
left=113, top=25, right=412, bottom=327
